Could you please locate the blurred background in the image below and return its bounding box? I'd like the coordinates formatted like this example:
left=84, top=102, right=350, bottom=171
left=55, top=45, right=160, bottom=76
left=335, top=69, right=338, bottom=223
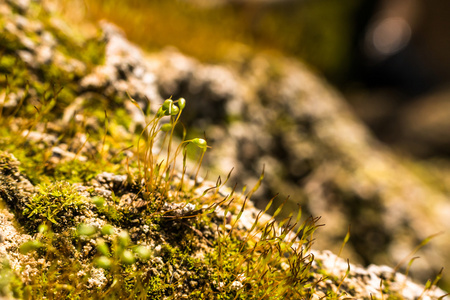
left=58, top=0, right=450, bottom=161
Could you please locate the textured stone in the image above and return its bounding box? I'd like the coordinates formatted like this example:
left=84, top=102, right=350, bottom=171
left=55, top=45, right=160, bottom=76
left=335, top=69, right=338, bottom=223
left=147, top=47, right=450, bottom=288
left=0, top=0, right=449, bottom=296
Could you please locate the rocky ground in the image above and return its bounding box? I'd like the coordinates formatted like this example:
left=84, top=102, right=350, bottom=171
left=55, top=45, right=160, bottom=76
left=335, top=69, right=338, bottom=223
left=0, top=0, right=449, bottom=298
left=143, top=26, right=450, bottom=290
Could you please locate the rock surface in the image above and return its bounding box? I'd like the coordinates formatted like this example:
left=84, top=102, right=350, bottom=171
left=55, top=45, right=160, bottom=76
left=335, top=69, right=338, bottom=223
left=0, top=0, right=449, bottom=298
left=145, top=45, right=450, bottom=287
left=397, top=87, right=450, bottom=157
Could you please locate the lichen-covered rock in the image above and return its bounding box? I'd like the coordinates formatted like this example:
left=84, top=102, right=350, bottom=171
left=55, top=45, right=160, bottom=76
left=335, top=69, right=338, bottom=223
left=80, top=21, right=162, bottom=114
left=311, top=250, right=446, bottom=300
left=0, top=149, right=447, bottom=299
left=0, top=0, right=449, bottom=298
left=0, top=152, right=35, bottom=213
left=145, top=47, right=450, bottom=287
left=398, top=87, right=450, bottom=157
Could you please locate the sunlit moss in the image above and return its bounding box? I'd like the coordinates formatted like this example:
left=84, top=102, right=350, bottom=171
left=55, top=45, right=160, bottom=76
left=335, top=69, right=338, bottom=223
left=0, top=1, right=445, bottom=298
left=24, top=181, right=86, bottom=228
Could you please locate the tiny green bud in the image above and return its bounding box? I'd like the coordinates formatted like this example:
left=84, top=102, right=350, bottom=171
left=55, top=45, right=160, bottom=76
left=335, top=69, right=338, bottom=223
left=118, top=231, right=130, bottom=247
left=177, top=97, right=186, bottom=110
left=162, top=99, right=173, bottom=111
left=77, top=224, right=97, bottom=236
left=38, top=224, right=49, bottom=234
left=55, top=283, right=74, bottom=291
left=192, top=138, right=207, bottom=150
left=96, top=239, right=110, bottom=256
left=121, top=250, right=136, bottom=265
left=156, top=107, right=165, bottom=118
left=101, top=224, right=114, bottom=235
left=92, top=196, right=105, bottom=208
left=133, top=245, right=152, bottom=260
left=161, top=123, right=172, bottom=132
left=19, top=240, right=43, bottom=254
left=95, top=256, right=112, bottom=269
left=55, top=284, right=73, bottom=291
left=169, top=104, right=179, bottom=116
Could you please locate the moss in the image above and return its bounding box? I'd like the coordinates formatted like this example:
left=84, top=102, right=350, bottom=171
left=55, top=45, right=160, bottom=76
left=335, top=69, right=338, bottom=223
left=24, top=181, right=87, bottom=230
left=39, top=12, right=105, bottom=69
left=52, top=159, right=100, bottom=183
left=0, top=2, right=321, bottom=298
left=0, top=260, right=23, bottom=299
left=145, top=276, right=171, bottom=299
left=0, top=151, right=18, bottom=174
left=96, top=201, right=122, bottom=224
left=5, top=142, right=52, bottom=185
left=1, top=1, right=446, bottom=298
left=112, top=107, right=133, bottom=130
left=3, top=134, right=96, bottom=186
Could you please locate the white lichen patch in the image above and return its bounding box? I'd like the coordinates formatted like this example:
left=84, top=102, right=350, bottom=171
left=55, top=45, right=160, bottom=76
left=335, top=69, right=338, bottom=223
left=0, top=204, right=32, bottom=273
left=87, top=267, right=107, bottom=289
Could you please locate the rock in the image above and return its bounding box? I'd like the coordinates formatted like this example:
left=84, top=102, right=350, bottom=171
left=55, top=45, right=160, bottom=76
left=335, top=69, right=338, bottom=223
left=0, top=0, right=449, bottom=297
left=311, top=250, right=447, bottom=300
left=80, top=21, right=162, bottom=115
left=398, top=87, right=450, bottom=157
left=148, top=47, right=450, bottom=287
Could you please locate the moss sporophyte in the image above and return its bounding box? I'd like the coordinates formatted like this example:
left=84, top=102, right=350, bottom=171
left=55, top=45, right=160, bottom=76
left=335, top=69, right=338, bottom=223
left=0, top=88, right=321, bottom=298
left=0, top=5, right=445, bottom=294
left=0, top=84, right=444, bottom=298
left=0, top=62, right=446, bottom=297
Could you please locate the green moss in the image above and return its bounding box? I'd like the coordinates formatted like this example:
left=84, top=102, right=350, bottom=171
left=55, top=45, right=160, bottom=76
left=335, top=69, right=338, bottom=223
left=0, top=260, right=23, bottom=299
left=0, top=151, right=17, bottom=173
left=7, top=143, right=52, bottom=185
left=24, top=181, right=86, bottom=229
left=1, top=136, right=95, bottom=186
left=113, top=107, right=133, bottom=130
left=1, top=2, right=444, bottom=298
left=145, top=276, right=170, bottom=299
left=96, top=202, right=122, bottom=224
left=40, top=14, right=105, bottom=69
left=52, top=159, right=104, bottom=183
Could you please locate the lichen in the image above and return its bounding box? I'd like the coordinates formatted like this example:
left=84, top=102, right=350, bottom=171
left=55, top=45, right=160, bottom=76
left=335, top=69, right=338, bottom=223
left=0, top=0, right=447, bottom=299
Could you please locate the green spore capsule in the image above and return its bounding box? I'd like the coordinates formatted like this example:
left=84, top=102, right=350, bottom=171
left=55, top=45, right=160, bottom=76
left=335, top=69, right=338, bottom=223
left=161, top=123, right=172, bottom=132
left=133, top=245, right=152, bottom=260
left=95, top=256, right=112, bottom=270
left=192, top=138, right=207, bottom=150
left=77, top=224, right=97, bottom=236
left=156, top=107, right=166, bottom=118
left=101, top=224, right=114, bottom=235
left=177, top=97, right=186, bottom=110
left=96, top=239, right=110, bottom=256
left=91, top=196, right=105, bottom=208
left=162, top=99, right=173, bottom=111
left=169, top=104, right=179, bottom=116
left=19, top=240, right=43, bottom=254
left=38, top=223, right=49, bottom=234
left=121, top=250, right=136, bottom=265
left=118, top=231, right=130, bottom=248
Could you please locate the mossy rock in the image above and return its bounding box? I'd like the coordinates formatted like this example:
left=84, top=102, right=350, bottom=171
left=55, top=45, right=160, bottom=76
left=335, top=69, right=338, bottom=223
left=0, top=0, right=448, bottom=299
